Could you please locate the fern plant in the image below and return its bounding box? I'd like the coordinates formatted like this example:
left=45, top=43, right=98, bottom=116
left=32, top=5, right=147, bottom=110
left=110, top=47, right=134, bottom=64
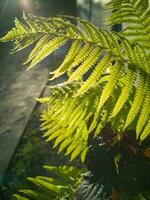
left=14, top=165, right=82, bottom=200
left=1, top=0, right=150, bottom=199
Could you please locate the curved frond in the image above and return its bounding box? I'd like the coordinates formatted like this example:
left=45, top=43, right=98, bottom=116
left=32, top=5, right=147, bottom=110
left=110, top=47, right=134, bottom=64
left=98, top=62, right=121, bottom=111
left=1, top=13, right=149, bottom=75
left=50, top=40, right=82, bottom=79
left=136, top=80, right=150, bottom=137
left=111, top=70, right=134, bottom=117
left=24, top=35, right=50, bottom=65
left=28, top=36, right=68, bottom=69
left=124, top=74, right=146, bottom=129
left=140, top=117, right=150, bottom=141
left=76, top=53, right=112, bottom=96
left=67, top=46, right=101, bottom=82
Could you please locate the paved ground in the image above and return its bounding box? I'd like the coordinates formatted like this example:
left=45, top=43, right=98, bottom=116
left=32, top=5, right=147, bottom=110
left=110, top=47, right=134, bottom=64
left=0, top=47, right=51, bottom=185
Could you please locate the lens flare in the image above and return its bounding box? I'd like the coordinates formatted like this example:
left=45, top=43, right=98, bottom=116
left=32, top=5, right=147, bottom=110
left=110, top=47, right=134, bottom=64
left=19, top=0, right=34, bottom=12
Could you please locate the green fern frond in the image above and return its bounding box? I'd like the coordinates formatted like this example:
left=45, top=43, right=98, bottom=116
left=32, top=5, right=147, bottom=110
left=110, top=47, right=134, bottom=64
left=76, top=54, right=112, bottom=96
left=14, top=165, right=82, bottom=200
left=58, top=137, right=73, bottom=154
left=39, top=84, right=102, bottom=161
left=14, top=194, right=29, bottom=200
left=28, top=37, right=68, bottom=69
left=94, top=109, right=109, bottom=137
left=24, top=35, right=50, bottom=65
left=98, top=62, right=121, bottom=111
left=66, top=42, right=92, bottom=74
left=140, top=117, right=150, bottom=141
left=43, top=165, right=82, bottom=180
left=27, top=177, right=66, bottom=195
left=50, top=40, right=82, bottom=79
left=124, top=74, right=146, bottom=129
left=111, top=70, right=134, bottom=117
left=67, top=46, right=101, bottom=82
left=36, top=176, right=67, bottom=186
left=136, top=90, right=150, bottom=138
left=39, top=74, right=150, bottom=159
left=12, top=37, right=39, bottom=53
left=106, top=0, right=150, bottom=49
left=1, top=14, right=149, bottom=75
left=19, top=190, right=51, bottom=200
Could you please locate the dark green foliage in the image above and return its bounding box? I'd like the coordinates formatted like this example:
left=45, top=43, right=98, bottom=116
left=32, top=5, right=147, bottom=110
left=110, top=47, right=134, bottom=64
left=77, top=130, right=118, bottom=200
left=119, top=132, right=150, bottom=195
left=77, top=129, right=150, bottom=199
left=77, top=172, right=110, bottom=200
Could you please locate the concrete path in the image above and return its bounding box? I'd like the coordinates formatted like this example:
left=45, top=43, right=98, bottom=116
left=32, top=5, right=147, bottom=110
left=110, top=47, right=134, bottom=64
left=0, top=48, right=51, bottom=185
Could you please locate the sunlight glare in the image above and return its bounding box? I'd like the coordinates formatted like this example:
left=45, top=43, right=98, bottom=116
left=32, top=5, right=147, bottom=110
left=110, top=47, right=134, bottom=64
left=19, top=0, right=34, bottom=12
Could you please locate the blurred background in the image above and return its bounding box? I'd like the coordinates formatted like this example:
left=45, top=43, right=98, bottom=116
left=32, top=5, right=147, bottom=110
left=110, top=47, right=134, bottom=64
left=0, top=0, right=107, bottom=31
left=0, top=1, right=107, bottom=199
